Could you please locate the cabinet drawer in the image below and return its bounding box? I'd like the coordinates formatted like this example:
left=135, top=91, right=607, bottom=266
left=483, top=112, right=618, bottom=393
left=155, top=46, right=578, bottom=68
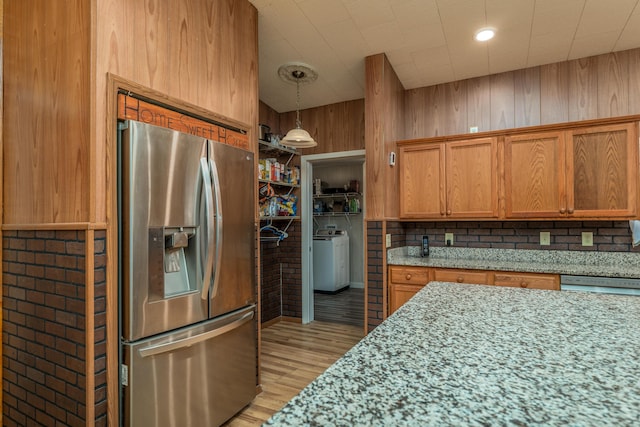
left=433, top=269, right=489, bottom=285
left=493, top=272, right=559, bottom=290
left=389, top=266, right=430, bottom=285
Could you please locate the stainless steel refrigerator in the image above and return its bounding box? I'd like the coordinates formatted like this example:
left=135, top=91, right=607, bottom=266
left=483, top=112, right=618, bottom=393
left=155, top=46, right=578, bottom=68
left=118, top=120, right=256, bottom=426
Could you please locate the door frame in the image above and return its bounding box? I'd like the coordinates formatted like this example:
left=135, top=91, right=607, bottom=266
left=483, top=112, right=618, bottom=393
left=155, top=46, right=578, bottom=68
left=300, top=150, right=365, bottom=324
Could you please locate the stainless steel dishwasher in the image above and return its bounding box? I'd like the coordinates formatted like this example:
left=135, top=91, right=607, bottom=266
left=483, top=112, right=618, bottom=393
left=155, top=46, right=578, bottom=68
left=560, top=275, right=640, bottom=296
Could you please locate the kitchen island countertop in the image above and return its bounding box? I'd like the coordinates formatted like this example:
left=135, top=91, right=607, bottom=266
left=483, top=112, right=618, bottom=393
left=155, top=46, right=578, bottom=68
left=264, top=282, right=640, bottom=426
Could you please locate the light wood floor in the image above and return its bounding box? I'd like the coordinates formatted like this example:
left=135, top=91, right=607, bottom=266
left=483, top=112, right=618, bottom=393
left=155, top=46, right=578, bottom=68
left=225, top=320, right=364, bottom=426
left=314, top=287, right=365, bottom=327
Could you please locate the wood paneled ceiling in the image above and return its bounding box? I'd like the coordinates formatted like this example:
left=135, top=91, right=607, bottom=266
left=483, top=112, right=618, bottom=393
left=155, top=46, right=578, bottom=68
left=249, top=0, right=640, bottom=113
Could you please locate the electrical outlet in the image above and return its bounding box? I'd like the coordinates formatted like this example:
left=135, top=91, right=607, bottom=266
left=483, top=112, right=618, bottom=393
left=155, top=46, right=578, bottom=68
left=445, top=233, right=454, bottom=246
left=540, top=232, right=550, bottom=246
left=582, top=232, right=593, bottom=247
left=469, top=126, right=479, bottom=133
left=385, top=234, right=391, bottom=248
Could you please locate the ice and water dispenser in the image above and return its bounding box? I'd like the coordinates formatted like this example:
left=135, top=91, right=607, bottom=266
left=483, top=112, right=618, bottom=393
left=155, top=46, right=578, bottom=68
left=147, top=226, right=199, bottom=298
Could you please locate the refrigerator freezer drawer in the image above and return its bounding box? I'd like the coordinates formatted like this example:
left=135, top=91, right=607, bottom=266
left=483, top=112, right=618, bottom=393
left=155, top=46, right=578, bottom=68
left=122, top=306, right=257, bottom=427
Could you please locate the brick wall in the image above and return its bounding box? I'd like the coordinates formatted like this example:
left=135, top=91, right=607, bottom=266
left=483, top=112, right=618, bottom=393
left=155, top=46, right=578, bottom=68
left=2, top=230, right=107, bottom=426
left=401, top=221, right=640, bottom=252
left=93, top=231, right=108, bottom=426
left=260, top=240, right=281, bottom=323
left=278, top=223, right=302, bottom=318
left=366, top=222, right=384, bottom=332
left=260, top=222, right=302, bottom=322
left=386, top=221, right=407, bottom=249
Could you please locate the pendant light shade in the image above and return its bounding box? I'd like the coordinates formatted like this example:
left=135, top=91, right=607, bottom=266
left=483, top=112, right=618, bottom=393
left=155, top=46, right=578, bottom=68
left=278, top=63, right=318, bottom=149
left=281, top=127, right=317, bottom=148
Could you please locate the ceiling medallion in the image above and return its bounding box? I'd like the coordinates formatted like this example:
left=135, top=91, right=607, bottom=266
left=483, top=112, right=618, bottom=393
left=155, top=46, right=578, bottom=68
left=278, top=62, right=318, bottom=149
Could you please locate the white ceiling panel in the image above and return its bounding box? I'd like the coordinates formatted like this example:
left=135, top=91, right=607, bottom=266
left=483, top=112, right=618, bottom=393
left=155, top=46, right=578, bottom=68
left=391, top=0, right=440, bottom=27
left=319, top=19, right=370, bottom=60
left=531, top=0, right=584, bottom=36
left=344, top=0, right=396, bottom=30
left=576, top=0, right=638, bottom=36
left=411, top=45, right=450, bottom=69
left=360, top=21, right=406, bottom=54
left=527, top=31, right=575, bottom=63
left=569, top=31, right=621, bottom=60
left=298, top=0, right=351, bottom=26
left=616, top=10, right=640, bottom=50
left=487, top=0, right=535, bottom=28
left=251, top=0, right=640, bottom=113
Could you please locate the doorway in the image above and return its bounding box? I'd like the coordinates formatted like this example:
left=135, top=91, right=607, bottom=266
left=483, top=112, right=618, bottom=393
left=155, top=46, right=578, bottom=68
left=300, top=150, right=365, bottom=327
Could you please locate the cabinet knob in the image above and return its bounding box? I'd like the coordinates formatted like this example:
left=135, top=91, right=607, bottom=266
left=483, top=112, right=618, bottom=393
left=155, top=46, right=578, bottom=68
left=446, top=210, right=452, bottom=216
left=559, top=208, right=566, bottom=214
left=406, top=274, right=412, bottom=280
left=568, top=208, right=574, bottom=214
left=520, top=281, right=528, bottom=288
left=457, top=276, right=464, bottom=283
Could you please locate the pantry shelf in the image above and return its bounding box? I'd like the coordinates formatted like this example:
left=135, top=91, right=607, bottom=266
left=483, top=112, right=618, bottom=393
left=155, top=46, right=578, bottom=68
left=258, top=139, right=301, bottom=240
left=258, top=179, right=299, bottom=189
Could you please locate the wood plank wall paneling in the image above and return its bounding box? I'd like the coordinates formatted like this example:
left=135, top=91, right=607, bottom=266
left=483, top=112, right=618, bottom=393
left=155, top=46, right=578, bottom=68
left=277, top=98, right=365, bottom=155
left=95, top=0, right=258, bottom=223
left=631, top=49, right=640, bottom=111
left=364, top=54, right=405, bottom=220
left=404, top=47, right=640, bottom=141
left=569, top=56, right=598, bottom=121
left=383, top=55, right=405, bottom=220
left=365, top=55, right=386, bottom=220
left=3, top=1, right=90, bottom=224
left=259, top=101, right=280, bottom=134
left=490, top=72, right=515, bottom=130
left=597, top=51, right=629, bottom=117
left=540, top=61, right=569, bottom=124
left=514, top=67, right=541, bottom=128
left=444, top=81, right=468, bottom=136
left=5, top=0, right=259, bottom=225
left=465, top=76, right=491, bottom=134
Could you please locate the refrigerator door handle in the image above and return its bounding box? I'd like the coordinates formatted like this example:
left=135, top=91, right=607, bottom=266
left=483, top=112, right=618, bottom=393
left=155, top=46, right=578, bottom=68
left=209, top=157, right=223, bottom=298
left=138, top=310, right=254, bottom=358
left=200, top=157, right=215, bottom=300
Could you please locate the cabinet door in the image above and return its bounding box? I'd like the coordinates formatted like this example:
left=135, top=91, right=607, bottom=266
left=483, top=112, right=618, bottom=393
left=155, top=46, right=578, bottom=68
left=446, top=137, right=499, bottom=218
left=567, top=123, right=638, bottom=218
left=399, top=143, right=446, bottom=218
left=504, top=131, right=567, bottom=218
left=388, top=283, right=425, bottom=315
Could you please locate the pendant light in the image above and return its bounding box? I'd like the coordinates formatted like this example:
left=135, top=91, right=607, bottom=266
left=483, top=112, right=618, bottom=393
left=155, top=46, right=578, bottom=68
left=278, top=63, right=318, bottom=149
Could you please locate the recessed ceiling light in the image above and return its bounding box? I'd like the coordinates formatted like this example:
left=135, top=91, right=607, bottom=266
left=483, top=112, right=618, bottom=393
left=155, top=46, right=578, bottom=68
left=475, top=28, right=495, bottom=42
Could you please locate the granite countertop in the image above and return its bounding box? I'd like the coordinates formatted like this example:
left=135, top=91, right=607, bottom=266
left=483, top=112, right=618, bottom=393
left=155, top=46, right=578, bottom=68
left=388, top=246, right=640, bottom=278
left=264, top=283, right=640, bottom=426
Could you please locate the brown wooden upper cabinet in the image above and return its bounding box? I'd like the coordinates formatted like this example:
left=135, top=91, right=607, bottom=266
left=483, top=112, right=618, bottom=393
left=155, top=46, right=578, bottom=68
left=505, top=122, right=638, bottom=219
left=399, top=137, right=499, bottom=219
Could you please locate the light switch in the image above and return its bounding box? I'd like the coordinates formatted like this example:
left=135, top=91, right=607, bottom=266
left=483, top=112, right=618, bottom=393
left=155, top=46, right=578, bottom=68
left=540, top=232, right=550, bottom=246
left=582, top=232, right=593, bottom=247
left=385, top=234, right=391, bottom=248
